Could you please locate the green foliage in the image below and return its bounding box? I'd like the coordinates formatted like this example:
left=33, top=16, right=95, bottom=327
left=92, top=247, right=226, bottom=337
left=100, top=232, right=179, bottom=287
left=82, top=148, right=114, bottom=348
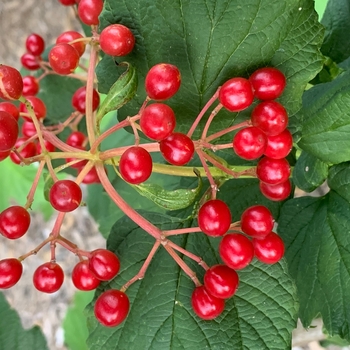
left=63, top=291, right=94, bottom=350
left=0, top=159, right=53, bottom=219
left=299, top=70, right=350, bottom=164
left=86, top=212, right=298, bottom=350
left=0, top=292, right=48, bottom=350
left=98, top=0, right=323, bottom=136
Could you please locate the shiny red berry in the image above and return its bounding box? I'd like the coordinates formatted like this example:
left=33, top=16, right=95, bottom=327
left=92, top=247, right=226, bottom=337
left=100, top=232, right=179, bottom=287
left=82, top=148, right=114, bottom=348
left=49, top=43, right=80, bottom=75
left=241, top=205, right=274, bottom=238
left=198, top=199, right=231, bottom=237
left=99, top=24, right=135, bottom=56
left=219, top=233, right=254, bottom=270
left=0, top=111, right=19, bottom=152
left=89, top=249, right=120, bottom=281
left=78, top=0, right=103, bottom=25
left=56, top=31, right=86, bottom=57
left=10, top=138, right=37, bottom=165
left=204, top=264, right=239, bottom=299
left=232, top=126, right=267, bottom=160
left=251, top=101, right=288, bottom=136
left=264, top=129, right=293, bottom=159
left=0, top=65, right=23, bottom=100
left=159, top=132, right=194, bottom=166
left=22, top=76, right=39, bottom=96
left=140, top=103, right=176, bottom=141
left=72, top=86, right=100, bottom=114
left=33, top=262, right=64, bottom=293
left=218, top=77, right=254, bottom=112
left=119, top=146, right=153, bottom=184
left=94, top=289, right=130, bottom=327
left=256, top=157, right=290, bottom=185
left=19, top=96, right=46, bottom=121
left=66, top=131, right=86, bottom=147
left=0, top=258, right=23, bottom=289
left=0, top=102, right=19, bottom=121
left=259, top=179, right=292, bottom=201
left=72, top=260, right=100, bottom=291
left=25, top=33, right=45, bottom=56
left=253, top=232, right=285, bottom=264
left=145, top=63, right=181, bottom=100
left=20, top=53, right=41, bottom=71
left=49, top=180, right=82, bottom=212
left=0, top=206, right=31, bottom=240
left=191, top=286, right=225, bottom=320
left=249, top=67, right=286, bottom=100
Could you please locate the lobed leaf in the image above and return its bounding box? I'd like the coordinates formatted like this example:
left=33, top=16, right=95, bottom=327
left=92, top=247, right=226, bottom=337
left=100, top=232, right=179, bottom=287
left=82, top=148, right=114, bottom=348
left=86, top=212, right=298, bottom=350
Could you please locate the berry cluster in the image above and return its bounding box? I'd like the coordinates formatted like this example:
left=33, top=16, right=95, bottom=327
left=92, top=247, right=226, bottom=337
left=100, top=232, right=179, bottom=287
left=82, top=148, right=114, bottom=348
left=0, top=3, right=292, bottom=329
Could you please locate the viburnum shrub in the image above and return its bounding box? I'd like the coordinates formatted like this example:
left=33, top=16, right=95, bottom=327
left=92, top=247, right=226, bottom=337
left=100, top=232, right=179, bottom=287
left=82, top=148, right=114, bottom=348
left=1, top=0, right=350, bottom=348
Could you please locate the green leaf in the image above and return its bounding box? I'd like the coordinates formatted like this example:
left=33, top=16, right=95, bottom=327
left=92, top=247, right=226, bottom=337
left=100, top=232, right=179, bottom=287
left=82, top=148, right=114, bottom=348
left=0, top=292, right=48, bottom=350
left=0, top=159, right=53, bottom=220
left=95, top=55, right=121, bottom=94
left=299, top=70, right=350, bottom=164
left=293, top=151, right=329, bottom=192
left=321, top=0, right=350, bottom=63
left=328, top=162, right=350, bottom=202
left=63, top=291, right=94, bottom=350
left=96, top=62, right=137, bottom=125
left=38, top=74, right=84, bottom=124
left=132, top=169, right=202, bottom=210
left=98, top=0, right=323, bottom=136
left=86, top=212, right=298, bottom=349
left=278, top=179, right=350, bottom=340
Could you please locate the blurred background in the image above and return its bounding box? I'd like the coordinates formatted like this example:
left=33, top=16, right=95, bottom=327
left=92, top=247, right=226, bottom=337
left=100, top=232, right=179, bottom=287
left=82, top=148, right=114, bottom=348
left=0, top=0, right=345, bottom=350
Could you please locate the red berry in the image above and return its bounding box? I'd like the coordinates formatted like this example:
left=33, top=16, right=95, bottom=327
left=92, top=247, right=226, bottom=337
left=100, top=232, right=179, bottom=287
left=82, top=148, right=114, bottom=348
left=256, top=157, right=290, bottom=185
left=241, top=205, right=274, bottom=238
left=219, top=233, right=254, bottom=270
left=119, top=146, right=153, bottom=184
left=0, top=111, right=19, bottom=151
left=0, top=150, right=11, bottom=162
left=253, top=232, right=285, bottom=264
left=251, top=101, right=288, bottom=136
left=33, top=262, right=64, bottom=293
left=94, top=289, right=130, bottom=327
left=10, top=137, right=37, bottom=164
left=140, top=103, right=176, bottom=141
left=145, top=63, right=181, bottom=100
left=81, top=166, right=101, bottom=184
left=89, top=249, right=120, bottom=281
left=66, top=131, right=86, bottom=147
left=78, top=0, right=103, bottom=25
left=72, top=86, right=100, bottom=114
left=0, top=102, right=19, bottom=121
left=59, top=0, right=77, bottom=6
left=72, top=260, right=100, bottom=291
left=0, top=206, right=31, bottom=240
left=232, top=126, right=267, bottom=160
left=56, top=31, right=86, bottom=57
left=218, top=77, right=254, bottom=112
left=204, top=264, right=239, bottom=299
left=49, top=180, right=82, bottom=212
left=198, top=199, right=231, bottom=237
left=159, top=132, right=194, bottom=166
left=0, top=258, right=23, bottom=289
left=22, top=121, right=37, bottom=138
left=25, top=33, right=45, bottom=56
left=37, top=140, right=55, bottom=154
left=22, top=76, right=39, bottom=96
left=259, top=179, right=292, bottom=201
left=0, top=65, right=23, bottom=100
left=264, top=129, right=293, bottom=159
left=191, top=286, right=225, bottom=320
left=19, top=96, right=46, bottom=121
left=99, top=24, right=135, bottom=56
left=249, top=67, right=286, bottom=100
left=49, top=43, right=80, bottom=75
left=20, top=53, right=41, bottom=70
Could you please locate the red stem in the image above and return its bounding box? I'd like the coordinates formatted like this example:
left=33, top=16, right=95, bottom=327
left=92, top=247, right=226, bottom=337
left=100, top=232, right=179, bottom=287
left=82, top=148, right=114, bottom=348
left=206, top=120, right=250, bottom=142
left=196, top=149, right=217, bottom=199
left=25, top=160, right=46, bottom=209
left=201, top=103, right=223, bottom=139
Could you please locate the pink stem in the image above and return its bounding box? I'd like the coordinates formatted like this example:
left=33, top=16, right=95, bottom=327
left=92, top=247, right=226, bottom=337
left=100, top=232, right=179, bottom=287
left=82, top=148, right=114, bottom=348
left=25, top=160, right=46, bottom=209
left=206, top=120, right=250, bottom=142
left=95, top=163, right=162, bottom=240
left=166, top=240, right=209, bottom=270
left=120, top=240, right=161, bottom=292
left=201, top=103, right=223, bottom=139
left=187, top=90, right=220, bottom=138
left=163, top=226, right=203, bottom=236
left=196, top=149, right=217, bottom=199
